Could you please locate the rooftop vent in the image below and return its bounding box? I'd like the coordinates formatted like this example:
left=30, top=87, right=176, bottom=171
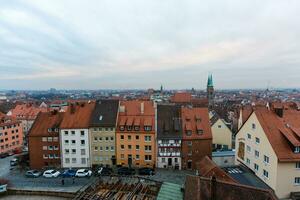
left=99, top=115, right=103, bottom=121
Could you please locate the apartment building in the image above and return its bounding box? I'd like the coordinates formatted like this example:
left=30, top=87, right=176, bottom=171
left=210, top=113, right=232, bottom=151
left=60, top=102, right=95, bottom=168
left=89, top=100, right=119, bottom=167
left=116, top=100, right=156, bottom=168
left=235, top=104, right=300, bottom=199
left=28, top=111, right=63, bottom=169
left=157, top=104, right=182, bottom=169
left=0, top=116, right=23, bottom=155
left=181, top=107, right=212, bottom=170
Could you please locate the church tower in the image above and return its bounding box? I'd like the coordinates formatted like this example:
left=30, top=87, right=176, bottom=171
left=207, top=74, right=214, bottom=108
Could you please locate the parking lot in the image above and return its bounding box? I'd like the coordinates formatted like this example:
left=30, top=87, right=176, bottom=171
left=0, top=156, right=193, bottom=193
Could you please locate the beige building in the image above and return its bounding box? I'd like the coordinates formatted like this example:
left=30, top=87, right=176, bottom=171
left=89, top=100, right=119, bottom=167
left=210, top=113, right=232, bottom=150
left=235, top=105, right=300, bottom=199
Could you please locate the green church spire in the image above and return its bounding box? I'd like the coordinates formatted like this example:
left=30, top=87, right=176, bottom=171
left=207, top=74, right=213, bottom=87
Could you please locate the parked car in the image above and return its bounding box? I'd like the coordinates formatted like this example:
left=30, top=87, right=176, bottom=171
left=75, top=169, right=92, bottom=177
left=10, top=158, right=18, bottom=166
left=0, top=153, right=9, bottom=159
left=97, top=167, right=113, bottom=176
left=138, top=167, right=155, bottom=175
left=43, top=169, right=60, bottom=178
left=117, top=167, right=135, bottom=175
left=62, top=169, right=77, bottom=178
left=25, top=170, right=42, bottom=178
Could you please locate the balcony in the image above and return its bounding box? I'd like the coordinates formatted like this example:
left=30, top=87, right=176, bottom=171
left=158, top=152, right=180, bottom=157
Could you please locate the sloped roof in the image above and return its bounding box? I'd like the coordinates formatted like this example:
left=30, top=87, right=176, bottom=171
left=89, top=100, right=119, bottom=127
left=170, top=92, right=192, bottom=103
left=60, top=102, right=95, bottom=129
left=29, top=111, right=64, bottom=137
left=157, top=104, right=182, bottom=139
left=254, top=108, right=300, bottom=162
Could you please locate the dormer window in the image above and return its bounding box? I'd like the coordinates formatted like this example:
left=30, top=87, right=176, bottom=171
left=197, top=129, right=203, bottom=135
left=127, top=126, right=132, bottom=131
left=295, top=146, right=300, bottom=153
left=144, top=126, right=152, bottom=131
left=134, top=126, right=140, bottom=131
left=186, top=130, right=192, bottom=136
left=48, top=128, right=52, bottom=132
left=99, top=115, right=103, bottom=121
left=120, top=126, right=125, bottom=131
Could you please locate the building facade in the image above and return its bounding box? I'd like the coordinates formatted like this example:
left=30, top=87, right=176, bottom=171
left=116, top=100, right=156, bottom=168
left=60, top=102, right=95, bottom=168
left=0, top=116, right=23, bottom=155
left=89, top=100, right=119, bottom=167
left=181, top=107, right=212, bottom=170
left=28, top=111, right=63, bottom=169
left=235, top=105, right=300, bottom=199
left=157, top=104, right=182, bottom=169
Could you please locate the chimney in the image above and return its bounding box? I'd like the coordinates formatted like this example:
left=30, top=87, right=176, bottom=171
left=141, top=102, right=144, bottom=114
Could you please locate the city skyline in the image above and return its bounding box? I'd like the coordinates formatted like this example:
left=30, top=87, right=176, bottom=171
left=1, top=0, right=300, bottom=90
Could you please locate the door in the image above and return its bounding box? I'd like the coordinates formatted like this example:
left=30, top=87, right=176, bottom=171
left=128, top=154, right=132, bottom=167
left=187, top=160, right=192, bottom=169
left=168, top=158, right=172, bottom=166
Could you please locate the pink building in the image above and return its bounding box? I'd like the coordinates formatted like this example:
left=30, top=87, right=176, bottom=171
left=0, top=116, right=23, bottom=154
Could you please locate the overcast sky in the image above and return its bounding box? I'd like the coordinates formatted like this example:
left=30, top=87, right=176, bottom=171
left=0, top=0, right=300, bottom=90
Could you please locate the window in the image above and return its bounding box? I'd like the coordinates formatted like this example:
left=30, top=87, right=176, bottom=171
left=162, top=158, right=166, bottom=163
left=48, top=146, right=53, bottom=150
left=64, top=131, right=68, bottom=136
left=295, top=147, right=300, bottom=153
left=94, top=137, right=98, bottom=141
left=136, top=154, right=140, bottom=160
left=254, top=163, right=259, bottom=171
left=94, top=146, right=98, bottom=151
left=72, top=158, right=76, bottom=163
left=43, top=146, right=47, bottom=150
left=65, top=158, right=70, bottom=163
left=144, top=126, right=152, bottom=131
left=136, top=135, right=139, bottom=140
left=246, top=158, right=250, bottom=165
left=255, top=150, right=259, bottom=158
left=144, top=136, right=151, bottom=142
left=263, top=170, right=269, bottom=178
left=145, top=145, right=152, bottom=152
left=105, top=137, right=109, bottom=141
left=71, top=131, right=75, bottom=135
left=145, top=155, right=152, bottom=161
left=128, top=145, right=132, bottom=150
left=136, top=145, right=140, bottom=150
left=186, top=130, right=192, bottom=136
left=81, top=158, right=86, bottom=164
left=81, top=140, right=85, bottom=145
left=100, top=146, right=103, bottom=151
left=197, top=129, right=203, bottom=134
left=54, top=146, right=58, bottom=150
left=218, top=125, right=222, bottom=128
left=246, top=145, right=251, bottom=153
left=47, top=137, right=52, bottom=142
left=71, top=140, right=76, bottom=145
left=134, top=126, right=140, bottom=131
left=65, top=140, right=69, bottom=145
left=80, top=131, right=84, bottom=136
left=127, top=126, right=132, bottom=131
left=121, top=154, right=125, bottom=159
left=121, top=145, right=125, bottom=150
left=296, top=162, right=300, bottom=169
left=43, top=154, right=48, bottom=159
left=72, top=149, right=76, bottom=154
left=81, top=149, right=86, bottom=155
left=65, top=149, right=70, bottom=154
left=128, top=135, right=132, bottom=140
left=121, top=135, right=124, bottom=140
left=110, top=146, right=114, bottom=151
left=48, top=154, right=53, bottom=159
left=175, top=158, right=178, bottom=163
left=295, top=177, right=300, bottom=185
left=53, top=137, right=58, bottom=142
left=252, top=123, right=256, bottom=129
left=187, top=141, right=192, bottom=146
left=255, top=137, right=260, bottom=144
left=247, top=133, right=251, bottom=140
left=105, top=127, right=109, bottom=131
left=264, top=155, right=269, bottom=164
left=120, top=126, right=125, bottom=131
left=111, top=137, right=114, bottom=141
left=106, top=146, right=109, bottom=151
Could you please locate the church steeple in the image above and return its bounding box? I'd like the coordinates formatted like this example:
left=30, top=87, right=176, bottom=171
left=207, top=74, right=214, bottom=108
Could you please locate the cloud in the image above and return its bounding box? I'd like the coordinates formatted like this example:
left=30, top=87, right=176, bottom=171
left=0, top=0, right=300, bottom=89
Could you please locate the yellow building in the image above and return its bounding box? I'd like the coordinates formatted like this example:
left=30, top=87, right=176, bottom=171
left=210, top=113, right=232, bottom=150
left=235, top=105, right=300, bottom=199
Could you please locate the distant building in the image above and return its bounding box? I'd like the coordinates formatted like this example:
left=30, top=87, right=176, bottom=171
left=89, top=100, right=119, bottom=167
left=181, top=107, right=212, bottom=170
left=207, top=74, right=214, bottom=108
left=0, top=116, right=23, bottom=155
left=60, top=102, right=95, bottom=168
left=157, top=104, right=182, bottom=169
left=235, top=103, right=300, bottom=199
left=210, top=112, right=233, bottom=151
left=116, top=100, right=156, bottom=168
left=28, top=111, right=63, bottom=169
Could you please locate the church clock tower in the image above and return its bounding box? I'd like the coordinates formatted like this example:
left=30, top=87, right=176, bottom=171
left=207, top=74, right=214, bottom=108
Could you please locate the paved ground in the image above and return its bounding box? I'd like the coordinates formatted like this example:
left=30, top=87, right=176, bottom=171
left=151, top=168, right=195, bottom=186
left=0, top=195, right=68, bottom=200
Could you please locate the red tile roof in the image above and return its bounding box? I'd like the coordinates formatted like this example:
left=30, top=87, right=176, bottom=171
left=170, top=92, right=192, bottom=103
left=10, top=104, right=48, bottom=120
left=29, top=111, right=64, bottom=137
left=181, top=107, right=212, bottom=140
left=254, top=108, right=300, bottom=162
left=60, top=102, right=95, bottom=129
